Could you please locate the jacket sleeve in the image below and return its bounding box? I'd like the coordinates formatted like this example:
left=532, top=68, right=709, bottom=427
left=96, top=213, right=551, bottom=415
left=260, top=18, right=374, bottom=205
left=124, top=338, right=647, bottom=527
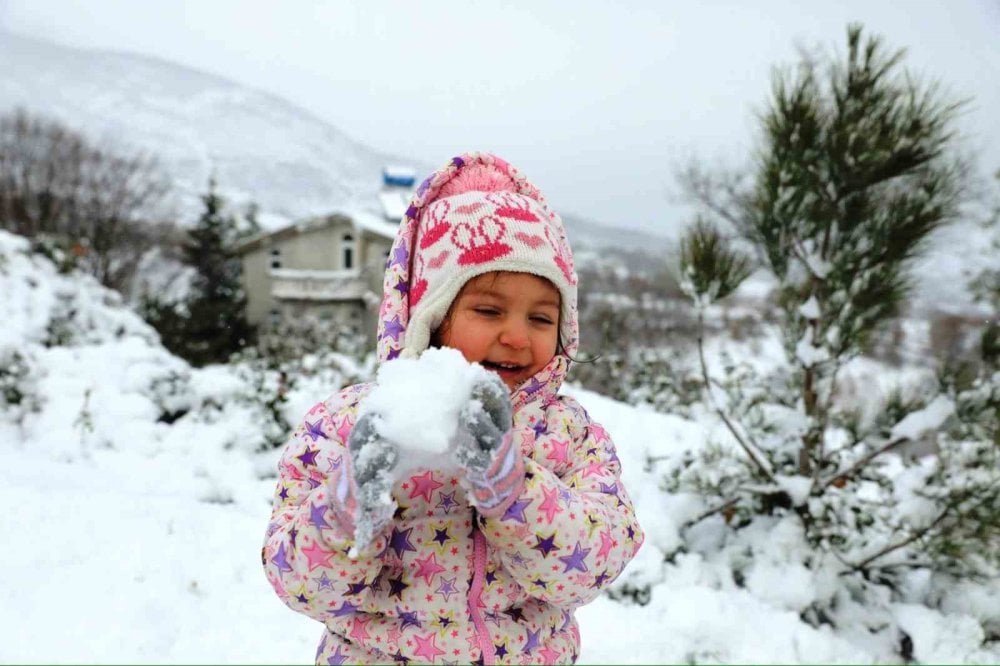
left=261, top=384, right=390, bottom=623
left=477, top=395, right=644, bottom=609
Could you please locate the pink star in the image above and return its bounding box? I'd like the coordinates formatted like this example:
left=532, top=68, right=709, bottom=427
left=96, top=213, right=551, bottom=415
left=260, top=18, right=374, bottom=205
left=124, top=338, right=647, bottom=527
left=539, top=645, right=561, bottom=663
left=349, top=616, right=371, bottom=643
left=301, top=540, right=336, bottom=571
left=538, top=485, right=563, bottom=524
left=597, top=529, right=614, bottom=560
left=335, top=415, right=354, bottom=443
left=283, top=461, right=305, bottom=481
left=545, top=438, right=570, bottom=464
left=412, top=633, right=446, bottom=661
left=408, top=470, right=444, bottom=502
left=413, top=552, right=446, bottom=585
left=581, top=460, right=605, bottom=478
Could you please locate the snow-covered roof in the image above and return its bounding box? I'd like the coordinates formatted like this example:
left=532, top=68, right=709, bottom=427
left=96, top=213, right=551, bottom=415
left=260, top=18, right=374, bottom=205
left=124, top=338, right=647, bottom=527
left=378, top=189, right=409, bottom=221
left=349, top=207, right=400, bottom=241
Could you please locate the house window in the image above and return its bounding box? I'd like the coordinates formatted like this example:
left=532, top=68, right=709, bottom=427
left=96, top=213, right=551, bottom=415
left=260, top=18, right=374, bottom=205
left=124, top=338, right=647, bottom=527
left=342, top=233, right=355, bottom=270
left=270, top=248, right=281, bottom=269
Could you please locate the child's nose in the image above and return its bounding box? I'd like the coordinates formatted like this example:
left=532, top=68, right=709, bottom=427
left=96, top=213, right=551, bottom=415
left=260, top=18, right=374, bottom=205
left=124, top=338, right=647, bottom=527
left=499, top=321, right=530, bottom=349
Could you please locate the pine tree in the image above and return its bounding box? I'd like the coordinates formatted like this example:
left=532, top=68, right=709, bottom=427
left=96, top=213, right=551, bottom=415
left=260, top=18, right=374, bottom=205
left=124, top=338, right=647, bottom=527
left=145, top=180, right=252, bottom=366
left=675, top=25, right=998, bottom=584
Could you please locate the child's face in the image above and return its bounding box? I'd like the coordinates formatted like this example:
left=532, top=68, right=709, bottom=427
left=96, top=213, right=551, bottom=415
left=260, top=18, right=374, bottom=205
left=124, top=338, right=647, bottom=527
left=436, top=272, right=560, bottom=390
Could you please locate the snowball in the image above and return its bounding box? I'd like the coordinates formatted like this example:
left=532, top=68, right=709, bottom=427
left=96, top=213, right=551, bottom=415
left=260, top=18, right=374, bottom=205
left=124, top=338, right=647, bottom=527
left=361, top=347, right=495, bottom=459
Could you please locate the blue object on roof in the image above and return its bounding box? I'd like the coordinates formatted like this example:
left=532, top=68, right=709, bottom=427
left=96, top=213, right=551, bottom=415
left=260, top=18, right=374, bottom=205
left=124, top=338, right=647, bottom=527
left=383, top=166, right=416, bottom=188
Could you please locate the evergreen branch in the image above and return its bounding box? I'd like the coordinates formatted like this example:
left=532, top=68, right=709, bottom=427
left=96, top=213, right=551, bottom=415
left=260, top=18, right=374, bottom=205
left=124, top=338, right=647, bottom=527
left=851, top=507, right=950, bottom=571
left=682, top=497, right=741, bottom=529
left=820, top=434, right=911, bottom=489
left=696, top=311, right=776, bottom=483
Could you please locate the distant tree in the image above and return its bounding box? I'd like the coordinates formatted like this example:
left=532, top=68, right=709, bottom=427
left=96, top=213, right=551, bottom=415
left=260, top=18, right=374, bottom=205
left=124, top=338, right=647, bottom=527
left=0, top=108, right=172, bottom=292
left=144, top=180, right=252, bottom=366
left=674, top=24, right=997, bottom=594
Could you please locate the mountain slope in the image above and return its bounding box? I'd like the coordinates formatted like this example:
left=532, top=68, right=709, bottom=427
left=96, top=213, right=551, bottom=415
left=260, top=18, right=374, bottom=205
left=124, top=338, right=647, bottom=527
left=0, top=31, right=414, bottom=223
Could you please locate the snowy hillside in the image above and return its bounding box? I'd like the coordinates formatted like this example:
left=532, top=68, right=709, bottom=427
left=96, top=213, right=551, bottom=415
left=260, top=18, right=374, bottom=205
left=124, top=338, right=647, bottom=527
left=0, top=31, right=413, bottom=225
left=2, top=227, right=997, bottom=663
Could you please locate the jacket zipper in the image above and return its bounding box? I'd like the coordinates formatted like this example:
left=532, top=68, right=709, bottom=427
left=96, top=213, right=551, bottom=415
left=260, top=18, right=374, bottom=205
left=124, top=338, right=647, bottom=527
left=468, top=519, right=494, bottom=665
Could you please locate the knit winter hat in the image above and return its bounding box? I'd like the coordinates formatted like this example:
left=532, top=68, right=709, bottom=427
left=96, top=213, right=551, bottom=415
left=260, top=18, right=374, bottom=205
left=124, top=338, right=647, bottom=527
left=376, top=153, right=579, bottom=368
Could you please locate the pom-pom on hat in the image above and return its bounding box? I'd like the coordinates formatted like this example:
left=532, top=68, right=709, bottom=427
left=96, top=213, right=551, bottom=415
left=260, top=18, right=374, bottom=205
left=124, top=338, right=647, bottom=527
left=377, top=153, right=579, bottom=365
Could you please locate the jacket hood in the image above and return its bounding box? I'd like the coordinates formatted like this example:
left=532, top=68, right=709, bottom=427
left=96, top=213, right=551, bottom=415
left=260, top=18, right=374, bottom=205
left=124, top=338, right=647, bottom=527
left=375, top=152, right=579, bottom=407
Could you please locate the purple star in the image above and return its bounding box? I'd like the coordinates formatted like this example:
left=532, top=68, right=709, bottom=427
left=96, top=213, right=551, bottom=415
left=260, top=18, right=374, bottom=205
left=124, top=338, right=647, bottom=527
left=329, top=600, right=359, bottom=617
left=388, top=526, right=417, bottom=558
left=523, top=377, right=545, bottom=395
left=387, top=575, right=409, bottom=599
left=304, top=420, right=328, bottom=442
left=309, top=502, right=331, bottom=530
left=522, top=627, right=540, bottom=654
left=437, top=614, right=453, bottom=627
left=316, top=571, right=335, bottom=591
left=278, top=486, right=290, bottom=501
left=390, top=649, right=410, bottom=664
left=297, top=446, right=320, bottom=466
left=503, top=606, right=525, bottom=623
left=494, top=642, right=508, bottom=659
left=451, top=156, right=465, bottom=168
left=484, top=610, right=502, bottom=627
left=508, top=552, right=527, bottom=568
left=271, top=542, right=293, bottom=574
left=436, top=576, right=458, bottom=602
left=417, top=177, right=432, bottom=197
left=327, top=645, right=349, bottom=665
left=296, top=591, right=309, bottom=604
left=531, top=420, right=547, bottom=437
left=532, top=533, right=560, bottom=558
left=432, top=527, right=451, bottom=546
left=485, top=569, right=497, bottom=586
left=390, top=245, right=409, bottom=268
left=558, top=541, right=591, bottom=573
left=405, top=204, right=418, bottom=219
left=325, top=455, right=342, bottom=473
left=501, top=498, right=530, bottom=524
left=346, top=580, right=368, bottom=596
left=397, top=606, right=422, bottom=630
left=437, top=492, right=458, bottom=513
left=386, top=348, right=401, bottom=361
left=530, top=577, right=548, bottom=590
left=592, top=569, right=611, bottom=588
left=288, top=526, right=298, bottom=547
left=627, top=525, right=636, bottom=541
left=382, top=315, right=405, bottom=342
left=394, top=278, right=408, bottom=295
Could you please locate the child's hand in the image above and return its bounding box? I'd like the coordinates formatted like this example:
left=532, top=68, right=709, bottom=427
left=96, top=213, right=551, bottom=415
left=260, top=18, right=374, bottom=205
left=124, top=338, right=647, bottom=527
left=345, top=412, right=399, bottom=550
left=454, top=373, right=513, bottom=473
left=452, top=373, right=524, bottom=515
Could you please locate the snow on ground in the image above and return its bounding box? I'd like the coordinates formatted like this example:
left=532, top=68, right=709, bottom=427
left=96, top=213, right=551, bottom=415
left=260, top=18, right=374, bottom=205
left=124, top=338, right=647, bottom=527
left=1, top=230, right=996, bottom=663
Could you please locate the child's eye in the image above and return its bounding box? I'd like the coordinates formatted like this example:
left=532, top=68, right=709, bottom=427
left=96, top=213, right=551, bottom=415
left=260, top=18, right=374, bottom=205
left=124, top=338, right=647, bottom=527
left=530, top=315, right=555, bottom=325
left=473, top=307, right=500, bottom=317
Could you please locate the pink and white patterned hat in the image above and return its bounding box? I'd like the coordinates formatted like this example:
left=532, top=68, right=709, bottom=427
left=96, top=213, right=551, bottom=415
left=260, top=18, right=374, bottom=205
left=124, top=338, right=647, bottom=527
left=377, top=152, right=579, bottom=366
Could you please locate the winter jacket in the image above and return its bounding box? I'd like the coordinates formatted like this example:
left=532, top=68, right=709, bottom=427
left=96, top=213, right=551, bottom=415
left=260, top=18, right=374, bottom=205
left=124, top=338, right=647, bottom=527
left=262, top=153, right=644, bottom=665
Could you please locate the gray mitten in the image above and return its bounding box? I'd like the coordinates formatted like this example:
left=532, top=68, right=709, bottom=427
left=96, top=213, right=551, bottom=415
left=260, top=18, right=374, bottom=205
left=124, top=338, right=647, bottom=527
left=453, top=372, right=525, bottom=516
left=345, top=412, right=399, bottom=550
left=454, top=373, right=513, bottom=473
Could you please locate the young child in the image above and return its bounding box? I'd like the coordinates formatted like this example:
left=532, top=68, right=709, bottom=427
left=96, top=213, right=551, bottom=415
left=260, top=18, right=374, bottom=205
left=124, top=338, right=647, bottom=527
left=262, top=152, right=644, bottom=664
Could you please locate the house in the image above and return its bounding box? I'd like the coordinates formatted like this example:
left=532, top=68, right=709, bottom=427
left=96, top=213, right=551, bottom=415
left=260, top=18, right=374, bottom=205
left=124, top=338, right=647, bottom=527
left=235, top=167, right=416, bottom=338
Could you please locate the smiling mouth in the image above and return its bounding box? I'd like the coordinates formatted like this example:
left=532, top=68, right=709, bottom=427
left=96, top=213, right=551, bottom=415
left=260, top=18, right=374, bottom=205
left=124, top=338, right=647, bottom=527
left=481, top=360, right=527, bottom=375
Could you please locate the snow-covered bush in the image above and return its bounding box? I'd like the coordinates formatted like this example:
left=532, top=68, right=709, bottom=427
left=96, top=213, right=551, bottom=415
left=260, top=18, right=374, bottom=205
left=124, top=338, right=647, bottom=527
left=666, top=25, right=998, bottom=658
left=0, top=348, right=41, bottom=423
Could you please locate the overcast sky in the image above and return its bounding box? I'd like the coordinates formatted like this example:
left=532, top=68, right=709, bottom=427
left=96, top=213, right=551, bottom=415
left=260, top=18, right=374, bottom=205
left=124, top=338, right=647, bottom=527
left=2, top=0, right=999, bottom=233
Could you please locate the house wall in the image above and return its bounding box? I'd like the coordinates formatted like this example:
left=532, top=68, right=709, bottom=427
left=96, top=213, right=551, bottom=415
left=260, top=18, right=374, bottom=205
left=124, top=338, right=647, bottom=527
left=239, top=215, right=397, bottom=333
